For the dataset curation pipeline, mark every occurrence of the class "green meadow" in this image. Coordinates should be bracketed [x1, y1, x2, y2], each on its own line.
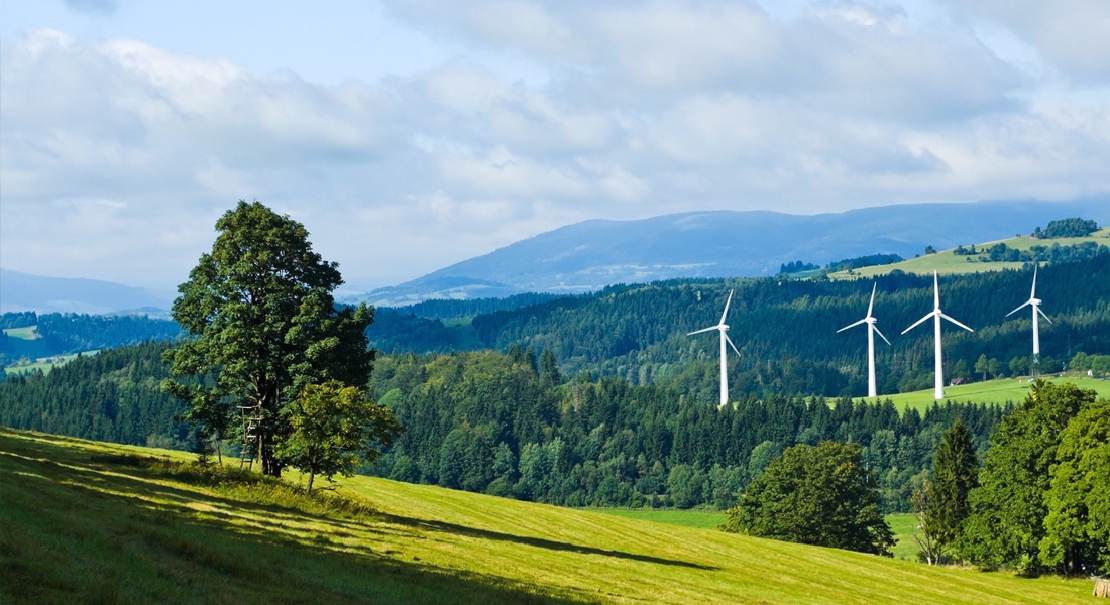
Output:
[852, 375, 1110, 412]
[593, 509, 922, 562]
[828, 228, 1110, 279]
[0, 429, 1093, 604]
[2, 351, 99, 376]
[2, 326, 39, 340]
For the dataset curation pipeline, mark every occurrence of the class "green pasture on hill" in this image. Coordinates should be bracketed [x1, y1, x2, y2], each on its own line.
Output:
[3, 350, 100, 376]
[828, 228, 1110, 279]
[0, 429, 1094, 604]
[2, 326, 40, 340]
[852, 375, 1110, 411]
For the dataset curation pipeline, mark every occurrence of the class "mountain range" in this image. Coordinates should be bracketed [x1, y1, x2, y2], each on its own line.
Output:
[351, 198, 1110, 306]
[0, 269, 173, 317]
[3, 198, 1107, 314]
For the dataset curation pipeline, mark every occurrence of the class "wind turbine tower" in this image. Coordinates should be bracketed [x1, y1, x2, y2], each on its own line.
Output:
[902, 271, 974, 400]
[838, 282, 891, 398]
[688, 289, 741, 407]
[1007, 265, 1051, 378]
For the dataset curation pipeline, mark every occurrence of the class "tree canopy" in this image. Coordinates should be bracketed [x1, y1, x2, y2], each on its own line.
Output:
[721, 441, 895, 556]
[163, 200, 380, 476]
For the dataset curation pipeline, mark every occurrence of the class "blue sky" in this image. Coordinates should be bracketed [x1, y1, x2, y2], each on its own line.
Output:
[2, 0, 1109, 293]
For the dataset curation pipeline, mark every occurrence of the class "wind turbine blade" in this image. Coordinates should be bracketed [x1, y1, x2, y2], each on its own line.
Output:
[1037, 306, 1053, 324]
[940, 313, 974, 333]
[902, 312, 934, 335]
[719, 289, 734, 325]
[725, 334, 742, 357]
[867, 282, 877, 318]
[872, 325, 892, 346]
[1006, 301, 1031, 317]
[838, 318, 868, 333]
[1031, 265, 1038, 299]
[933, 271, 940, 310]
[687, 326, 718, 336]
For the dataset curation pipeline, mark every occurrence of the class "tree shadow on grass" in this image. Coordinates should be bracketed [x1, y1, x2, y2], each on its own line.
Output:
[4, 431, 715, 573]
[1, 434, 604, 605]
[377, 511, 719, 571]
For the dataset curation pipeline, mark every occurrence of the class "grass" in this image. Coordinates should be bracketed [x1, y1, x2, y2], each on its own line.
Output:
[828, 228, 1110, 279]
[3, 350, 100, 376]
[592, 509, 922, 561]
[591, 508, 726, 530]
[1, 429, 1095, 604]
[856, 374, 1110, 412]
[2, 326, 40, 340]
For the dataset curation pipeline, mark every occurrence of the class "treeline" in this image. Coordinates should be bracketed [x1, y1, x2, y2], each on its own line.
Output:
[953, 241, 1107, 264]
[365, 348, 1012, 513]
[0, 312, 182, 367]
[0, 341, 193, 450]
[385, 292, 562, 320]
[777, 253, 903, 276]
[1033, 217, 1099, 239]
[465, 256, 1110, 398]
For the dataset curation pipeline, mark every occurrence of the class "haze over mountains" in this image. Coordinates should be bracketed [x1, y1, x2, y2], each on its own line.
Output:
[352, 199, 1110, 307]
[3, 199, 1107, 314]
[0, 269, 173, 317]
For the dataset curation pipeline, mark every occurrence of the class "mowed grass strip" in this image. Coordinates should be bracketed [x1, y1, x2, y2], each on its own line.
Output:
[0, 429, 1093, 604]
[590, 508, 726, 530]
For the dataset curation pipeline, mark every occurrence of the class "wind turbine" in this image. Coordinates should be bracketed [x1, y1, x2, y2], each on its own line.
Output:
[838, 282, 891, 398]
[1006, 265, 1051, 377]
[902, 271, 974, 400]
[688, 289, 741, 407]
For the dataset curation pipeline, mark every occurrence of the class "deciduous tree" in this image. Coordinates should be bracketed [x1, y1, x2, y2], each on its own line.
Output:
[164, 200, 376, 476]
[721, 441, 895, 556]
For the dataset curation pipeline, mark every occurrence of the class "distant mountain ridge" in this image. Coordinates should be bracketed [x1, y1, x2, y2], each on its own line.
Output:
[0, 269, 173, 316]
[352, 199, 1110, 306]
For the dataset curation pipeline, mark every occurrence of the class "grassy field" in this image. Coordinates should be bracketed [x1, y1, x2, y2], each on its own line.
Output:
[592, 509, 922, 561]
[853, 375, 1110, 411]
[1, 429, 1095, 604]
[591, 508, 726, 530]
[828, 228, 1110, 279]
[2, 326, 40, 340]
[3, 350, 99, 376]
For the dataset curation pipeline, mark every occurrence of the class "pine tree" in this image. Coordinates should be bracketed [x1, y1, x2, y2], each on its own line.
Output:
[926, 419, 978, 554]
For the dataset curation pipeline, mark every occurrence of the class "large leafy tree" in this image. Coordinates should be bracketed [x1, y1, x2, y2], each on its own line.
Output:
[1039, 400, 1110, 575]
[721, 441, 895, 556]
[957, 380, 1096, 573]
[164, 200, 375, 476]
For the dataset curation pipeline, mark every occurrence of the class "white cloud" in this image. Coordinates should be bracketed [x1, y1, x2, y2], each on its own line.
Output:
[2, 2, 1109, 291]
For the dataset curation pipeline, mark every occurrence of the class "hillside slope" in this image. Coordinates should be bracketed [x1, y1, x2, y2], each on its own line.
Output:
[0, 429, 1091, 604]
[355, 199, 1110, 306]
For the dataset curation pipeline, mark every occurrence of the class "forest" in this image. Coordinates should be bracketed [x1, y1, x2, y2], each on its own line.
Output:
[0, 339, 1013, 513]
[371, 255, 1110, 399]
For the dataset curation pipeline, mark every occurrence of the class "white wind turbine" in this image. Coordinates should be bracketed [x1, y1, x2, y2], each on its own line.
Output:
[838, 282, 891, 398]
[688, 289, 741, 407]
[902, 271, 974, 400]
[1006, 265, 1051, 377]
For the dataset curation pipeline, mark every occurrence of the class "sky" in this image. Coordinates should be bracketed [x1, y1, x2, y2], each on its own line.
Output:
[2, 0, 1109, 295]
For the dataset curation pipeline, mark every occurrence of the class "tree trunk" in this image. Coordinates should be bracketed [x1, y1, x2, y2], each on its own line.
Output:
[1095, 578, 1110, 598]
[307, 471, 315, 492]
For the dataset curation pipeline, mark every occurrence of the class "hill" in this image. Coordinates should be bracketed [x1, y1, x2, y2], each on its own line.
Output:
[351, 199, 1110, 306]
[0, 268, 173, 316]
[829, 228, 1110, 279]
[0, 429, 1092, 604]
